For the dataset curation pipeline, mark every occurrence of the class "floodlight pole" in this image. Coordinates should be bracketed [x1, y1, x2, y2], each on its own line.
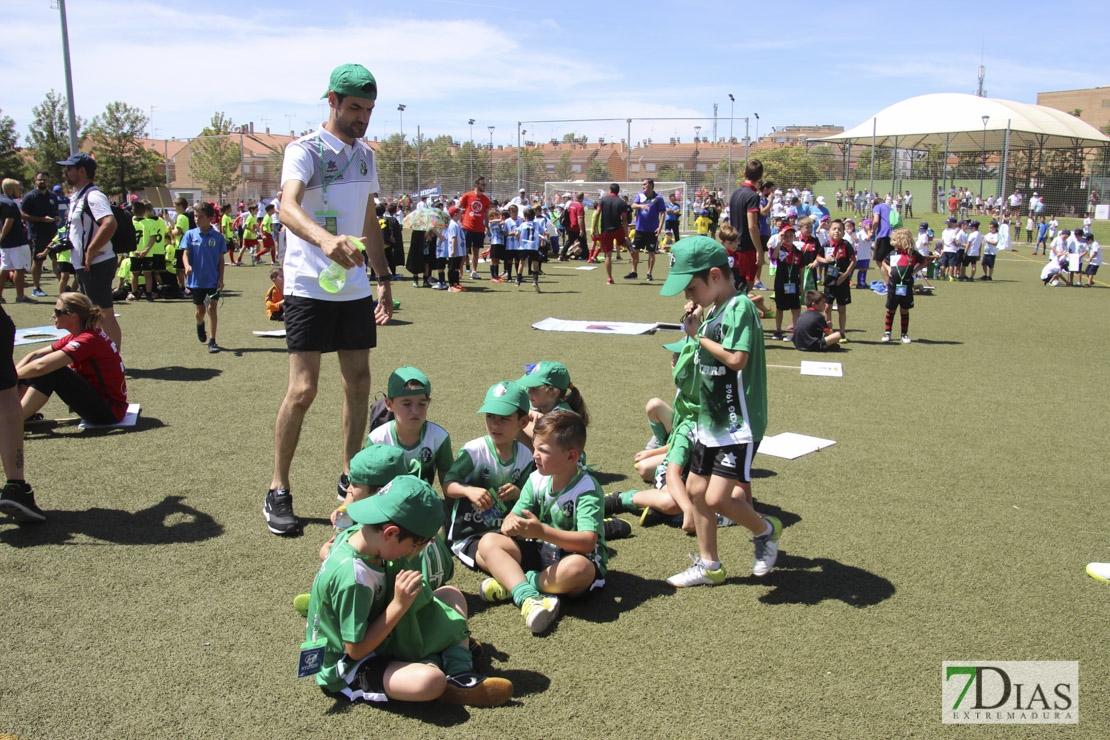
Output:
[868, 118, 876, 197]
[488, 125, 495, 192]
[468, 118, 475, 185]
[999, 119, 1011, 200]
[626, 119, 632, 181]
[980, 115, 990, 199]
[727, 94, 734, 187]
[56, 0, 80, 154]
[516, 122, 521, 193]
[397, 104, 406, 198]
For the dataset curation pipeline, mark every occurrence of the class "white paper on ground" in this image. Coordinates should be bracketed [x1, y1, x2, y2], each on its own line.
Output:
[14, 326, 68, 346]
[757, 432, 836, 459]
[800, 361, 843, 377]
[531, 317, 659, 335]
[79, 403, 141, 430]
[574, 266, 599, 271]
[252, 329, 287, 337]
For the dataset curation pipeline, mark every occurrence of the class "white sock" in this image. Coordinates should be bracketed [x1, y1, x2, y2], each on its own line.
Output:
[704, 560, 721, 571]
[759, 520, 773, 538]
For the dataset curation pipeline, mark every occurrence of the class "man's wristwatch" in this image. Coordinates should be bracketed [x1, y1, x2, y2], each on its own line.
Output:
[376, 276, 391, 286]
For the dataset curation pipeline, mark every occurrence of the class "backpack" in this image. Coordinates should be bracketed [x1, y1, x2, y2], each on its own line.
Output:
[75, 187, 138, 254]
[560, 207, 572, 231]
[888, 206, 902, 229]
[368, 396, 394, 433]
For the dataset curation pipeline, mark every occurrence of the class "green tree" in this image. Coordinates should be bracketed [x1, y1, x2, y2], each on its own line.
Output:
[27, 90, 83, 182]
[191, 112, 242, 202]
[87, 101, 162, 199]
[584, 158, 611, 182]
[555, 152, 573, 181]
[757, 146, 823, 188]
[0, 112, 28, 184]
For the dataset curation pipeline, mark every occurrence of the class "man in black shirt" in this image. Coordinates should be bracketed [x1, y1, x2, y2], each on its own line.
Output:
[728, 160, 765, 291]
[591, 183, 631, 285]
[20, 171, 61, 297]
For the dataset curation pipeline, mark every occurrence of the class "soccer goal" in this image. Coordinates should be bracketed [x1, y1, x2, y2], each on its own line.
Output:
[544, 180, 691, 238]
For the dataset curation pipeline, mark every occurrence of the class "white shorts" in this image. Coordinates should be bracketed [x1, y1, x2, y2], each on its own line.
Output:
[0, 245, 32, 272]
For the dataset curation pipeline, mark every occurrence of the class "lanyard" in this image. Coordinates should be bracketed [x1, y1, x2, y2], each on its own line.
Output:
[317, 137, 355, 206]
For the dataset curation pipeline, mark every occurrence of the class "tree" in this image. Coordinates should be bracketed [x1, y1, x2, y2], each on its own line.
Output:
[27, 90, 82, 182]
[191, 112, 242, 201]
[584, 158, 611, 182]
[87, 101, 162, 199]
[0, 111, 26, 184]
[555, 152, 573, 181]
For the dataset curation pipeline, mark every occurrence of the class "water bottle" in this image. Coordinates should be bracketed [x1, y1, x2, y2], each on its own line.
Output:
[318, 237, 364, 293]
[334, 506, 354, 533]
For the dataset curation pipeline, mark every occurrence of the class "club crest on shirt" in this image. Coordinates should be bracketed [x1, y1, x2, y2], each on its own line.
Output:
[419, 447, 433, 464]
[326, 160, 338, 172]
[359, 159, 368, 176]
[670, 254, 676, 268]
[561, 500, 575, 518]
[720, 452, 737, 468]
[65, 340, 81, 352]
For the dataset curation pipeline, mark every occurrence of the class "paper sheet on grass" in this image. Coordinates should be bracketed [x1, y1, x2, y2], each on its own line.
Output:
[14, 325, 68, 346]
[252, 329, 287, 337]
[532, 317, 660, 335]
[800, 361, 843, 377]
[757, 432, 836, 459]
[574, 265, 599, 271]
[79, 403, 142, 430]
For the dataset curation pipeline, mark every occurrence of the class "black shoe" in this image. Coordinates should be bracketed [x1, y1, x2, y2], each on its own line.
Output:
[603, 492, 624, 517]
[639, 506, 670, 527]
[623, 272, 638, 280]
[337, 473, 350, 502]
[197, 323, 207, 343]
[603, 517, 632, 541]
[145, 292, 155, 302]
[0, 481, 46, 523]
[645, 273, 653, 281]
[263, 488, 300, 535]
[207, 339, 221, 353]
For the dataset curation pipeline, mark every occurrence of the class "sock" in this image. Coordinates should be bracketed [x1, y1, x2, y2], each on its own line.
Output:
[490, 266, 497, 279]
[619, 490, 639, 512]
[438, 271, 446, 284]
[510, 580, 541, 608]
[440, 643, 473, 677]
[649, 421, 668, 445]
[884, 310, 894, 332]
[703, 560, 722, 571]
[901, 313, 909, 335]
[758, 520, 773, 538]
[525, 569, 543, 594]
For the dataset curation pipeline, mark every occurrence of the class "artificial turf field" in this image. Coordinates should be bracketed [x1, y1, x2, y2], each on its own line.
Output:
[2, 223, 1108, 738]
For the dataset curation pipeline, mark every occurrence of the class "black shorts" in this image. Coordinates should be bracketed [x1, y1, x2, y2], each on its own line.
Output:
[689, 439, 755, 483]
[490, 243, 507, 261]
[982, 254, 996, 269]
[464, 229, 485, 252]
[885, 288, 915, 311]
[76, 257, 117, 308]
[130, 254, 167, 272]
[956, 249, 966, 266]
[872, 237, 893, 266]
[0, 307, 16, 391]
[325, 651, 391, 703]
[32, 233, 54, 256]
[964, 255, 979, 265]
[516, 538, 603, 592]
[632, 231, 658, 253]
[58, 261, 75, 275]
[191, 287, 220, 306]
[1085, 264, 1099, 276]
[824, 280, 851, 306]
[774, 273, 801, 310]
[941, 252, 959, 268]
[284, 294, 377, 353]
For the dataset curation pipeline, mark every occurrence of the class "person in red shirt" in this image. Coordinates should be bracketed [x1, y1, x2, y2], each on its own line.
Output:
[457, 177, 491, 280]
[16, 291, 127, 424]
[559, 192, 586, 260]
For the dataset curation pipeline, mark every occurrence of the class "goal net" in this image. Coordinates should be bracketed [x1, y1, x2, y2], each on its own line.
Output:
[544, 181, 691, 234]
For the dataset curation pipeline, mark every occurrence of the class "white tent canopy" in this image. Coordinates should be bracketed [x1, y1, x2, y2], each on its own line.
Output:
[816, 93, 1110, 151]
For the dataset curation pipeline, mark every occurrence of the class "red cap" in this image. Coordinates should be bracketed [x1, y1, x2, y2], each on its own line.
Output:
[448, 206, 460, 216]
[778, 223, 796, 234]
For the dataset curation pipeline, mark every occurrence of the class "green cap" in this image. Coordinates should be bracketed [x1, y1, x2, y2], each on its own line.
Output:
[349, 444, 416, 487]
[516, 361, 570, 391]
[661, 338, 688, 353]
[477, 381, 529, 416]
[387, 366, 430, 398]
[346, 475, 441, 538]
[659, 235, 730, 296]
[321, 63, 378, 100]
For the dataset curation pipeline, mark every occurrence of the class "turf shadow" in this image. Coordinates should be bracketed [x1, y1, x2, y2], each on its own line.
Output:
[590, 471, 629, 486]
[126, 366, 222, 381]
[563, 569, 674, 624]
[224, 347, 290, 356]
[751, 500, 800, 529]
[908, 338, 963, 346]
[382, 318, 413, 326]
[23, 415, 166, 438]
[0, 495, 223, 548]
[745, 552, 895, 608]
[750, 468, 778, 480]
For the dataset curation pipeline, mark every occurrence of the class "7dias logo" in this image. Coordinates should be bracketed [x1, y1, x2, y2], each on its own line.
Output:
[942, 661, 1077, 724]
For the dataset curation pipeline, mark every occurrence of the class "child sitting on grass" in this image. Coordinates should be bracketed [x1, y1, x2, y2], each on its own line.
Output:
[303, 474, 512, 707]
[515, 361, 589, 450]
[367, 366, 453, 489]
[476, 410, 607, 634]
[443, 381, 534, 572]
[265, 267, 284, 321]
[792, 290, 843, 351]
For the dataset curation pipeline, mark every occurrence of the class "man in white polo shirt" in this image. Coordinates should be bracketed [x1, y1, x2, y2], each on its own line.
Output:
[263, 63, 394, 536]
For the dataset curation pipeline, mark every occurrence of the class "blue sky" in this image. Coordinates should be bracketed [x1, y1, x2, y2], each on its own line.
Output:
[4, 0, 1106, 148]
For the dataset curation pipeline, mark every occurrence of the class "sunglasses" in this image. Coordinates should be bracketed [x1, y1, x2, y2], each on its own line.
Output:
[53, 307, 72, 316]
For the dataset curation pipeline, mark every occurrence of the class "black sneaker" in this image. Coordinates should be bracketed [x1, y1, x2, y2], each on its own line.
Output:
[603, 492, 623, 517]
[337, 473, 350, 502]
[207, 339, 221, 354]
[603, 517, 632, 541]
[623, 272, 638, 280]
[639, 506, 670, 527]
[439, 673, 513, 707]
[0, 481, 46, 523]
[145, 292, 155, 302]
[197, 323, 207, 343]
[263, 488, 300, 535]
[645, 273, 653, 281]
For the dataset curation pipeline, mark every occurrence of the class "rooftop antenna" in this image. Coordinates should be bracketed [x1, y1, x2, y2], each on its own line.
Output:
[976, 43, 986, 97]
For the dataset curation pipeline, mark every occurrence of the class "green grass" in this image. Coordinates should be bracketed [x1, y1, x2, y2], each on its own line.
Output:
[2, 247, 1108, 738]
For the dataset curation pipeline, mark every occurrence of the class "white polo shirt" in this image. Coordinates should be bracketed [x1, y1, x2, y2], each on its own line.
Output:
[280, 125, 379, 301]
[66, 183, 116, 268]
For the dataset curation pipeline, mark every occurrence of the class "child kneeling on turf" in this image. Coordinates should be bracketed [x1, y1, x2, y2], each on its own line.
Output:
[792, 290, 843, 351]
[476, 410, 607, 634]
[303, 474, 512, 706]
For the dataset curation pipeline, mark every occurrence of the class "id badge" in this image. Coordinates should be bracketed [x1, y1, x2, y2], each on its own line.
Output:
[827, 266, 839, 278]
[784, 283, 797, 294]
[895, 285, 908, 296]
[314, 210, 338, 236]
[297, 637, 327, 678]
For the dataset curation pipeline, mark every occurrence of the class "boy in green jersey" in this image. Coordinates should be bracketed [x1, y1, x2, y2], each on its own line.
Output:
[219, 204, 236, 266]
[255, 203, 278, 264]
[304, 475, 512, 706]
[235, 204, 259, 265]
[658, 236, 782, 586]
[476, 410, 606, 634]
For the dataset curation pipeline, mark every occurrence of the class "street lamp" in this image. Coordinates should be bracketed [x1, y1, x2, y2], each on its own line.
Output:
[727, 94, 735, 188]
[397, 104, 406, 198]
[980, 114, 990, 199]
[488, 125, 495, 190]
[693, 125, 701, 198]
[468, 118, 475, 186]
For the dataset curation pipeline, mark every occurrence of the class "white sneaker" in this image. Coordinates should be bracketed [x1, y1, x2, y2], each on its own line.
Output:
[751, 516, 782, 577]
[1087, 563, 1110, 582]
[666, 554, 725, 587]
[881, 332, 891, 342]
[901, 334, 911, 344]
[521, 596, 560, 634]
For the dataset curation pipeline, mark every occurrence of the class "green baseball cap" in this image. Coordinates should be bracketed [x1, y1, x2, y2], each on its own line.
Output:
[659, 235, 730, 296]
[661, 338, 689, 353]
[477, 381, 529, 416]
[349, 444, 417, 487]
[516, 361, 570, 391]
[346, 475, 441, 538]
[387, 366, 431, 398]
[321, 63, 378, 100]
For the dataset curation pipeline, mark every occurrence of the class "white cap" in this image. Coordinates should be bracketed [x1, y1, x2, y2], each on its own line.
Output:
[519, 188, 526, 193]
[816, 196, 826, 205]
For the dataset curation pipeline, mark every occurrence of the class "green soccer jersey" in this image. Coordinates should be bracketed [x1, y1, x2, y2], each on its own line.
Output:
[261, 213, 273, 235]
[117, 257, 132, 282]
[243, 214, 258, 240]
[367, 420, 453, 487]
[694, 294, 768, 446]
[664, 418, 696, 468]
[175, 213, 190, 248]
[132, 219, 148, 254]
[512, 468, 608, 576]
[220, 214, 233, 240]
[671, 339, 700, 428]
[444, 436, 534, 555]
[144, 216, 169, 256]
[305, 526, 388, 693]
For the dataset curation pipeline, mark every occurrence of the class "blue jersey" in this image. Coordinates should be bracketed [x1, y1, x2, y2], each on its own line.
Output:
[518, 219, 538, 251]
[446, 221, 466, 258]
[503, 218, 520, 251]
[489, 220, 504, 245]
[182, 226, 226, 289]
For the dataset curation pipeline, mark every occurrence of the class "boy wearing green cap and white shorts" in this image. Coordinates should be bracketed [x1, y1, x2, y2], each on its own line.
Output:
[303, 475, 512, 706]
[367, 366, 453, 490]
[443, 381, 534, 572]
[658, 235, 782, 586]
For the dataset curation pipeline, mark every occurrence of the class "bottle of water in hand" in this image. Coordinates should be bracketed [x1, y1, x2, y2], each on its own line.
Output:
[318, 237, 364, 293]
